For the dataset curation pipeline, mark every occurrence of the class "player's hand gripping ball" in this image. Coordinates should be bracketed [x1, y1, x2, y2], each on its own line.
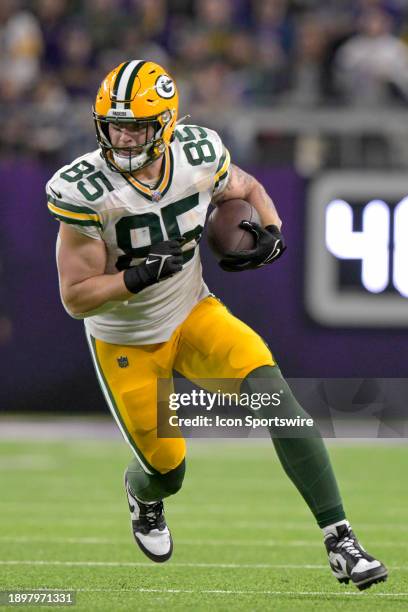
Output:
[207, 199, 286, 272]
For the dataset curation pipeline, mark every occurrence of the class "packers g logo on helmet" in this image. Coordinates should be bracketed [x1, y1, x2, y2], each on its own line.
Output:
[93, 60, 179, 173]
[155, 75, 176, 99]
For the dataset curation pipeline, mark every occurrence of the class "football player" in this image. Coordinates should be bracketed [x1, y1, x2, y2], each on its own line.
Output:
[46, 60, 387, 589]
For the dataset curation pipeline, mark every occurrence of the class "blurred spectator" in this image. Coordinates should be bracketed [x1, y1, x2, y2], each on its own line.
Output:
[249, 0, 293, 101]
[188, 59, 233, 111]
[175, 28, 212, 71]
[250, 36, 289, 103]
[193, 0, 236, 56]
[288, 14, 329, 106]
[81, 0, 127, 54]
[58, 26, 97, 98]
[35, 0, 70, 69]
[224, 30, 256, 101]
[2, 0, 408, 163]
[129, 0, 171, 50]
[196, 0, 235, 30]
[335, 7, 408, 104]
[28, 74, 70, 156]
[251, 0, 293, 55]
[0, 0, 43, 98]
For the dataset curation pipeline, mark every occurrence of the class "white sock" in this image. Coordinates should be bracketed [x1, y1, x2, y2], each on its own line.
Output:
[135, 495, 160, 505]
[322, 519, 350, 538]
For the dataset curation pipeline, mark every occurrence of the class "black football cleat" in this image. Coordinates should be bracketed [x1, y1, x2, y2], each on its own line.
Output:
[124, 475, 173, 563]
[325, 524, 388, 590]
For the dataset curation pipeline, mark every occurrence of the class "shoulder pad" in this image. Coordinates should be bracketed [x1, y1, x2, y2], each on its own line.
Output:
[46, 151, 105, 230]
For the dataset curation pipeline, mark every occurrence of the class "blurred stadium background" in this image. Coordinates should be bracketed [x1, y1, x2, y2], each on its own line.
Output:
[0, 0, 408, 413]
[1, 1, 408, 607]
[1, 0, 408, 413]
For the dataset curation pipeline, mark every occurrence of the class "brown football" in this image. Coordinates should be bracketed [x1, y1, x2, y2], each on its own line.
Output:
[206, 199, 261, 261]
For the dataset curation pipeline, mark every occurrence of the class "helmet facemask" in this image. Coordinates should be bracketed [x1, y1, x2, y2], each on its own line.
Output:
[93, 110, 174, 174]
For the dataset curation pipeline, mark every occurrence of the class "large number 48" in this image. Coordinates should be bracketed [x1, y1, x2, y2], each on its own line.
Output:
[325, 198, 408, 297]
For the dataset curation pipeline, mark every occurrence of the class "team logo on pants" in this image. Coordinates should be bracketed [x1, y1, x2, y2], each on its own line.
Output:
[117, 356, 129, 368]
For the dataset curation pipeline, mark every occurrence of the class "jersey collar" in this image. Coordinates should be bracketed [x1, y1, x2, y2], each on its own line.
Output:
[119, 146, 174, 202]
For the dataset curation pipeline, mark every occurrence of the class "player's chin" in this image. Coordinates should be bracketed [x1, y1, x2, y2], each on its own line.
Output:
[113, 152, 138, 162]
[112, 151, 139, 170]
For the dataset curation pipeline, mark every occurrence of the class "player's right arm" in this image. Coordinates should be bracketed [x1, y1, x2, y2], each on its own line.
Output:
[57, 224, 132, 318]
[47, 155, 184, 317]
[57, 224, 184, 318]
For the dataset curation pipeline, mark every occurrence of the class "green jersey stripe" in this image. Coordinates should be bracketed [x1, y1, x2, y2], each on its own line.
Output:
[121, 175, 154, 200]
[124, 61, 146, 109]
[47, 195, 98, 216]
[88, 334, 157, 475]
[215, 148, 227, 173]
[160, 147, 174, 198]
[120, 146, 173, 201]
[50, 213, 102, 228]
[111, 61, 130, 109]
[214, 169, 229, 189]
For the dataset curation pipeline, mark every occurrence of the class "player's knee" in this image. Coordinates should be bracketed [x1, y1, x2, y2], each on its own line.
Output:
[160, 458, 186, 496]
[242, 364, 285, 393]
[242, 364, 316, 429]
[241, 364, 298, 412]
[229, 335, 274, 375]
[149, 438, 186, 475]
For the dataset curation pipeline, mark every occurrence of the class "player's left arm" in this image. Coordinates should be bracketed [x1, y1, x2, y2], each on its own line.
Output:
[213, 163, 282, 229]
[212, 164, 286, 271]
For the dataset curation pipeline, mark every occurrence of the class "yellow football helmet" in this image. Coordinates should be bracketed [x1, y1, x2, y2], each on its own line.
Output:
[93, 60, 179, 173]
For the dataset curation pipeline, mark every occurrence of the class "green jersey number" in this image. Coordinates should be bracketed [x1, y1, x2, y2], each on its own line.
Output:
[115, 193, 203, 271]
[60, 161, 114, 202]
[176, 126, 216, 166]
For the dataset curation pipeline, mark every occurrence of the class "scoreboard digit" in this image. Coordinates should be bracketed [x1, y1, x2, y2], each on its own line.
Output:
[305, 173, 408, 327]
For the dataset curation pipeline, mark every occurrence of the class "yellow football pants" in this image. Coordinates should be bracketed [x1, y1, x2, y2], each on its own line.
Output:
[87, 296, 274, 475]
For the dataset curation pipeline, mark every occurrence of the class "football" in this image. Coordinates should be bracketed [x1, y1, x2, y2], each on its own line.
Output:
[206, 199, 261, 261]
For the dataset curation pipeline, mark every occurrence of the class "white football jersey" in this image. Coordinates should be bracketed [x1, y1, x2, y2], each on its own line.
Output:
[46, 125, 230, 345]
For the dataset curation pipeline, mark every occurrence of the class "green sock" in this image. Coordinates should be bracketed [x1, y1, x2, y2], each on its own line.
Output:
[126, 457, 185, 503]
[242, 365, 346, 528]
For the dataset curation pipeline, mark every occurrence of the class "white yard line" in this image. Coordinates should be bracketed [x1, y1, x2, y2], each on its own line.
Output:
[4, 587, 408, 598]
[0, 536, 406, 548]
[0, 560, 406, 571]
[3, 519, 408, 537]
[0, 560, 326, 569]
[2, 512, 408, 532]
[79, 588, 407, 597]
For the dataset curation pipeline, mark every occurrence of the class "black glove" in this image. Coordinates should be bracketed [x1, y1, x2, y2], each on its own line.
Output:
[219, 221, 286, 272]
[124, 239, 183, 293]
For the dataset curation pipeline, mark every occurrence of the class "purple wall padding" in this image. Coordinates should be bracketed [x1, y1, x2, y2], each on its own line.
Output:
[1, 161, 407, 412]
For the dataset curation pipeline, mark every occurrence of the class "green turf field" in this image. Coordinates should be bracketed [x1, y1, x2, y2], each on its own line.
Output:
[0, 438, 407, 610]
